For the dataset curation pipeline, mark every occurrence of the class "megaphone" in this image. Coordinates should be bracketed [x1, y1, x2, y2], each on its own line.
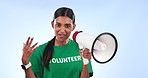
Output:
[72, 31, 118, 64]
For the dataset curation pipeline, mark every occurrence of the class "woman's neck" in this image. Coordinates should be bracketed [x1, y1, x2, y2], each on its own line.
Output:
[55, 39, 69, 46]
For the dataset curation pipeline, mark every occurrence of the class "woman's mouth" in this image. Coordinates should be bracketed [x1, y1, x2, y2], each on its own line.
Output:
[58, 34, 66, 38]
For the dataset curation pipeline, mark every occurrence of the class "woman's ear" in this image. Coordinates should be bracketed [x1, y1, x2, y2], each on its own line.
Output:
[51, 21, 54, 29]
[72, 24, 76, 31]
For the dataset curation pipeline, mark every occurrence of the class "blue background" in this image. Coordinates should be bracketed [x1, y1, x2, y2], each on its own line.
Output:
[0, 0, 148, 78]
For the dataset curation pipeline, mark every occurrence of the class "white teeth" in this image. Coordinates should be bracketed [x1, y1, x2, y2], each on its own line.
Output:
[58, 34, 66, 37]
[59, 34, 66, 36]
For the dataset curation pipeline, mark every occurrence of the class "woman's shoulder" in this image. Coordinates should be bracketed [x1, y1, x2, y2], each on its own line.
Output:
[38, 41, 48, 49]
[69, 39, 78, 45]
[68, 39, 79, 48]
[32, 41, 49, 55]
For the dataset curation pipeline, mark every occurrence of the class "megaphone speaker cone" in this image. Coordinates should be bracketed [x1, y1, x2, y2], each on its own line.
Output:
[92, 32, 118, 64]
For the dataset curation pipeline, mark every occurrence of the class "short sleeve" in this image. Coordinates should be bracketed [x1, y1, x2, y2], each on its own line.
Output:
[29, 47, 44, 78]
[88, 60, 93, 77]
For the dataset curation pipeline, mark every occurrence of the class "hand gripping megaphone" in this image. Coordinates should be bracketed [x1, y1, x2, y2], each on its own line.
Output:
[72, 31, 118, 64]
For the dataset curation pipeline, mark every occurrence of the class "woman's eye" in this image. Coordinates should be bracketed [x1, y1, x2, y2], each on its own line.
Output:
[65, 24, 71, 28]
[56, 23, 61, 27]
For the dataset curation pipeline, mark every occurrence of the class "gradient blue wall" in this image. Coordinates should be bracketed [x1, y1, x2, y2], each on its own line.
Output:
[0, 0, 148, 78]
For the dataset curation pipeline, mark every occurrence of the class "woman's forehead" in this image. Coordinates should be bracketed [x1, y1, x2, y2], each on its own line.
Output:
[54, 16, 73, 24]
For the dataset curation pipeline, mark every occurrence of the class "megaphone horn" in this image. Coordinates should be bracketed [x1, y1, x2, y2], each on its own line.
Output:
[72, 31, 118, 64]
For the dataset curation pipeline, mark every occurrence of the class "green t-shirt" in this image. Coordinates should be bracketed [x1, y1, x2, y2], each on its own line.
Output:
[29, 39, 93, 78]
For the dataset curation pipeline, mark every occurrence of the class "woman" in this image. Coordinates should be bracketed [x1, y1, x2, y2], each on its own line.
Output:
[21, 7, 93, 78]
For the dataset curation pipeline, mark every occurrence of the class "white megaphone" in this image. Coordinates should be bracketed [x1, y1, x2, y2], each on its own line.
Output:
[72, 31, 118, 65]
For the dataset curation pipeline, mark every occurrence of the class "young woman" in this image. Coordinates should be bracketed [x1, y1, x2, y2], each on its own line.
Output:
[21, 7, 93, 78]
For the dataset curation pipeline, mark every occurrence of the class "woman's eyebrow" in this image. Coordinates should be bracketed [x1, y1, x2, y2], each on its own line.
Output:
[65, 23, 71, 25]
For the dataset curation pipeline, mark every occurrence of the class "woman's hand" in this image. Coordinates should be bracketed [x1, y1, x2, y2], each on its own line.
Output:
[22, 37, 38, 65]
[80, 48, 92, 61]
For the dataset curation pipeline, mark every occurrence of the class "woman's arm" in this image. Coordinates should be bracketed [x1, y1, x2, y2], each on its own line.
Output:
[80, 48, 92, 78]
[25, 67, 36, 78]
[80, 64, 89, 78]
[21, 37, 38, 78]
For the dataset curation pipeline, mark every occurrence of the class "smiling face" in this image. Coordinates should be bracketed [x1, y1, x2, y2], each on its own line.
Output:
[52, 16, 76, 45]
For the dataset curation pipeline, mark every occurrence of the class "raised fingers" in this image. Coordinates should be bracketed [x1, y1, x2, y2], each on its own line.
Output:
[23, 36, 38, 53]
[31, 42, 38, 52]
[22, 37, 38, 64]
[26, 36, 31, 45]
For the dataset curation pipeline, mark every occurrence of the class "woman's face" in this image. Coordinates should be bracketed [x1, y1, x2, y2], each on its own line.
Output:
[52, 16, 76, 43]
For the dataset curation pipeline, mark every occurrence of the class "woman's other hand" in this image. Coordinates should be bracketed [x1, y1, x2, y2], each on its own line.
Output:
[22, 37, 38, 65]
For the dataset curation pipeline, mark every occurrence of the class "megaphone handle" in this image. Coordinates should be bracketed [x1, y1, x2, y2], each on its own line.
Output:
[82, 57, 89, 65]
[79, 44, 89, 65]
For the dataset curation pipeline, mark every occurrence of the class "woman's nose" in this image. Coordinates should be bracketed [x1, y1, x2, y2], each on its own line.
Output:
[60, 26, 66, 32]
